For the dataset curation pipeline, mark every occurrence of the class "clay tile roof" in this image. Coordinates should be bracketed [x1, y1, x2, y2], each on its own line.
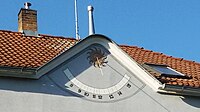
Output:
[0, 30, 200, 88]
[120, 45, 200, 88]
[0, 30, 77, 68]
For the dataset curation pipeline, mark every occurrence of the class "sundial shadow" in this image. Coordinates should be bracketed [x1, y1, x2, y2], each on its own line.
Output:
[0, 76, 78, 97]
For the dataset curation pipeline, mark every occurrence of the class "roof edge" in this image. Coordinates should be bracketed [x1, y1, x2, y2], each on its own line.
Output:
[0, 29, 22, 34]
[158, 84, 200, 97]
[0, 66, 38, 79]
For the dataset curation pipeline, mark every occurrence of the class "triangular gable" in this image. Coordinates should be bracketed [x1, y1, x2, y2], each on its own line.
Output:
[38, 34, 164, 101]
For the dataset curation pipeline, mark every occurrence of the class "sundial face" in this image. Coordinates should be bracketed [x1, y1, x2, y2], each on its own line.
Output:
[62, 44, 144, 102]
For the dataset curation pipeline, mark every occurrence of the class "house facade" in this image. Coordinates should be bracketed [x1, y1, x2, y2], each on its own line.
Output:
[0, 3, 199, 112]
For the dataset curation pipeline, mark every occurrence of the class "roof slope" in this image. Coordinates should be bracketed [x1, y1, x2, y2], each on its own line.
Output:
[120, 45, 200, 88]
[0, 30, 199, 88]
[0, 30, 77, 68]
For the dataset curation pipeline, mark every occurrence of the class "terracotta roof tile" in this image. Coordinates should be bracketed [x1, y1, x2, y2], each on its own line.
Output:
[120, 45, 200, 88]
[0, 30, 200, 88]
[0, 30, 77, 68]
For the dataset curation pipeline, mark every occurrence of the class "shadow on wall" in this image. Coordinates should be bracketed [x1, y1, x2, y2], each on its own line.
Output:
[0, 75, 80, 97]
[0, 46, 95, 97]
[181, 96, 200, 108]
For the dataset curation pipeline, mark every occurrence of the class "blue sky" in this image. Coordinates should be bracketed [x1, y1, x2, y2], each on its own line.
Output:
[0, 0, 200, 62]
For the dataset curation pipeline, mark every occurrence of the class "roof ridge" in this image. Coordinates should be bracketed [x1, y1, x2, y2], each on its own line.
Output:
[120, 44, 138, 48]
[0, 29, 77, 40]
[0, 29, 22, 34]
[39, 34, 76, 40]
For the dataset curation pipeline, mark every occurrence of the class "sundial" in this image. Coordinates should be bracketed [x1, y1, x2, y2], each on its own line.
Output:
[61, 41, 145, 102]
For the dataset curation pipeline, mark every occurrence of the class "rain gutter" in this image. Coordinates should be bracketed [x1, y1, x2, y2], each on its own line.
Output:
[0, 66, 38, 79]
[158, 84, 200, 97]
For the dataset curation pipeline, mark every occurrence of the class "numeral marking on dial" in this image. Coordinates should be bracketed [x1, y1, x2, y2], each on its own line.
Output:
[84, 92, 89, 96]
[70, 83, 74, 87]
[93, 94, 96, 98]
[78, 89, 82, 93]
[98, 95, 102, 99]
[64, 68, 131, 95]
[117, 91, 122, 96]
[109, 94, 114, 99]
[127, 83, 132, 88]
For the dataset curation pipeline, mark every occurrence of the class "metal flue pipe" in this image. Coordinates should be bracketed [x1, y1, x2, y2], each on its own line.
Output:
[88, 5, 95, 35]
[24, 2, 31, 9]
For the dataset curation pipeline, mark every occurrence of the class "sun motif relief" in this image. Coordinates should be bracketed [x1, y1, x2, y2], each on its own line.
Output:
[87, 47, 108, 68]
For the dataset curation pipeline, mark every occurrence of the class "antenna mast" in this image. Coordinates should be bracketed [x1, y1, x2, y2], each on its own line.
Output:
[74, 0, 80, 40]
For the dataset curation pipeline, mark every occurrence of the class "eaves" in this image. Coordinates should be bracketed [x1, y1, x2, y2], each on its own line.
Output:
[0, 66, 37, 79]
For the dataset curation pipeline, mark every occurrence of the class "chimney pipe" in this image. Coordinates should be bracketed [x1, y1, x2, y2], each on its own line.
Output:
[24, 2, 31, 9]
[88, 5, 95, 35]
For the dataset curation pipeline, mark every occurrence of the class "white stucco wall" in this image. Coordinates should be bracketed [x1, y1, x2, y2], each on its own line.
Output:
[0, 71, 199, 112]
